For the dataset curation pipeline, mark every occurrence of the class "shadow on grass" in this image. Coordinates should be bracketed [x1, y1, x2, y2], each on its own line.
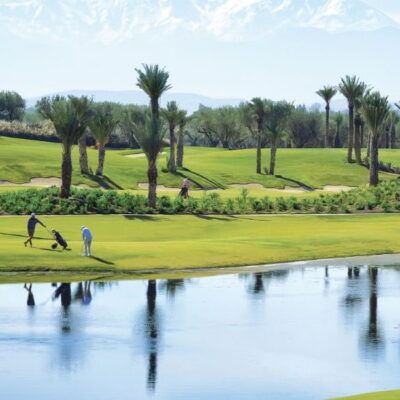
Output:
[84, 174, 124, 190]
[123, 215, 159, 221]
[0, 232, 48, 240]
[193, 214, 235, 222]
[275, 175, 314, 191]
[176, 168, 226, 189]
[89, 256, 115, 265]
[37, 247, 63, 252]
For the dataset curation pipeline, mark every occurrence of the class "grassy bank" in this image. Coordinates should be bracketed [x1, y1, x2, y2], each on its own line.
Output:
[1, 136, 399, 190]
[0, 214, 399, 282]
[332, 390, 400, 399]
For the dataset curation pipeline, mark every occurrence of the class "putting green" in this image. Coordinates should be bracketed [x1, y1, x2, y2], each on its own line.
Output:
[0, 213, 399, 282]
[332, 390, 400, 399]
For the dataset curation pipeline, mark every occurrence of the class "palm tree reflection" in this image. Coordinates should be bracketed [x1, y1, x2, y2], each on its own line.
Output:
[363, 267, 384, 355]
[146, 280, 159, 392]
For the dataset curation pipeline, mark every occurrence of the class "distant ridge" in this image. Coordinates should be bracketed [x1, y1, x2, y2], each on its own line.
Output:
[26, 90, 244, 114]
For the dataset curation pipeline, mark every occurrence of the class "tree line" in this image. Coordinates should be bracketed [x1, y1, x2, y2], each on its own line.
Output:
[1, 69, 399, 205]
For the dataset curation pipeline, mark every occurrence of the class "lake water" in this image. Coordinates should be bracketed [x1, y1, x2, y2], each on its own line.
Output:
[1, 264, 400, 399]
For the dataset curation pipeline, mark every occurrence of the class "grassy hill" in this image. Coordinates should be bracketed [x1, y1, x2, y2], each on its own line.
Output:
[0, 137, 399, 191]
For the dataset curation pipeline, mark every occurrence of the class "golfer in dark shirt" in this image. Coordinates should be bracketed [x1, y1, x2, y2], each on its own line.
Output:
[24, 213, 46, 247]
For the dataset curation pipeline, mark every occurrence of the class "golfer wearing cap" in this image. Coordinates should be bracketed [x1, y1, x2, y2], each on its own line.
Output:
[24, 213, 46, 247]
[81, 226, 93, 257]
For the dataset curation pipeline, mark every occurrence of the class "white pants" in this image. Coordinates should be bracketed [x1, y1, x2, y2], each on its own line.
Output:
[83, 239, 92, 256]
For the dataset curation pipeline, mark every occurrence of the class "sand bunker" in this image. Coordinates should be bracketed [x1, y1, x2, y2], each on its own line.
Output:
[138, 183, 180, 192]
[0, 177, 91, 189]
[320, 185, 354, 193]
[229, 183, 354, 193]
[229, 184, 308, 193]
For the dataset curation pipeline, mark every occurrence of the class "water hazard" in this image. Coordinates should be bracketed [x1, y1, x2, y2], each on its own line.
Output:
[1, 264, 400, 399]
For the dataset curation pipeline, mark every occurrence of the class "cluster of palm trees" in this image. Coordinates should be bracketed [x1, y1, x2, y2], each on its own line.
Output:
[241, 98, 293, 175]
[36, 96, 119, 198]
[317, 75, 394, 186]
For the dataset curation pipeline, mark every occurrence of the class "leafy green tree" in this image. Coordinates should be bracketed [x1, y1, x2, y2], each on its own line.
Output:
[119, 105, 148, 148]
[0, 91, 25, 121]
[361, 92, 390, 186]
[162, 101, 180, 172]
[176, 109, 188, 168]
[288, 106, 322, 148]
[339, 76, 366, 163]
[265, 101, 293, 175]
[36, 96, 93, 198]
[333, 112, 344, 148]
[135, 64, 171, 208]
[316, 86, 337, 148]
[89, 102, 119, 176]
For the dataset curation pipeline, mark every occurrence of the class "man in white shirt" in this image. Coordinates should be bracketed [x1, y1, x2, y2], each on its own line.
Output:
[81, 226, 93, 257]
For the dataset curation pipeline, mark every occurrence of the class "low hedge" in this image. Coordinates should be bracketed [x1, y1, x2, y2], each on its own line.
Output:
[0, 180, 399, 215]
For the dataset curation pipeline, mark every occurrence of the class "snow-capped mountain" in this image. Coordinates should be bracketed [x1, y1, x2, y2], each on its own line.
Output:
[0, 0, 398, 43]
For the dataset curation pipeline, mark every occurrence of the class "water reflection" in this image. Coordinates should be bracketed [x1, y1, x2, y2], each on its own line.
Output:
[7, 264, 400, 400]
[23, 283, 35, 306]
[361, 267, 384, 359]
[145, 280, 159, 393]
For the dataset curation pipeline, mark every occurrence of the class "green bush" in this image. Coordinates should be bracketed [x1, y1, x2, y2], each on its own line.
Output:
[0, 181, 399, 215]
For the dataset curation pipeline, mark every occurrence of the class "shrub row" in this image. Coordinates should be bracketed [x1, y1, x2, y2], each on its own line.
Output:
[0, 180, 399, 215]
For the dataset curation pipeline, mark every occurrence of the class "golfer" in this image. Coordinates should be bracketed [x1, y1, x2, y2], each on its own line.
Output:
[81, 226, 93, 257]
[24, 213, 46, 247]
[179, 178, 190, 198]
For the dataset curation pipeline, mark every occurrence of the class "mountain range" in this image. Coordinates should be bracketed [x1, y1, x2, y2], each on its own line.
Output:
[26, 90, 350, 113]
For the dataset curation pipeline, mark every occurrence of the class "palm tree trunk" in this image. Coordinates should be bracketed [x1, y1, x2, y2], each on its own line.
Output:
[325, 104, 330, 148]
[167, 128, 176, 172]
[269, 142, 277, 175]
[391, 126, 396, 149]
[367, 132, 371, 160]
[256, 135, 261, 173]
[61, 144, 72, 198]
[78, 132, 89, 174]
[347, 104, 354, 163]
[147, 159, 158, 208]
[369, 134, 379, 186]
[96, 145, 106, 176]
[354, 118, 362, 165]
[177, 130, 184, 168]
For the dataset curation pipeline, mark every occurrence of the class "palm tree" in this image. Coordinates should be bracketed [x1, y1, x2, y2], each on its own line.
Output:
[162, 101, 180, 172]
[135, 64, 171, 208]
[316, 85, 337, 148]
[176, 109, 188, 168]
[338, 76, 366, 163]
[78, 131, 90, 174]
[248, 98, 268, 173]
[333, 112, 344, 148]
[36, 95, 92, 198]
[361, 91, 389, 186]
[88, 103, 119, 176]
[266, 101, 292, 175]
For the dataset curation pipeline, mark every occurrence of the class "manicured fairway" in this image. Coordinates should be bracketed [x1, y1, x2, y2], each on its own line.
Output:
[0, 137, 399, 190]
[0, 214, 399, 281]
[333, 390, 400, 400]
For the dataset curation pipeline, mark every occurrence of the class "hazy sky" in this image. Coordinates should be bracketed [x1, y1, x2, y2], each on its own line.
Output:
[0, 0, 399, 104]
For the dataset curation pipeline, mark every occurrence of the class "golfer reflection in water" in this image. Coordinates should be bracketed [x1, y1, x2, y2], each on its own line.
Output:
[23, 283, 35, 306]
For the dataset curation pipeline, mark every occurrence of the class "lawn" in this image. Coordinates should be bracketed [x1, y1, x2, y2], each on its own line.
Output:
[0, 213, 399, 282]
[0, 136, 399, 190]
[333, 390, 400, 399]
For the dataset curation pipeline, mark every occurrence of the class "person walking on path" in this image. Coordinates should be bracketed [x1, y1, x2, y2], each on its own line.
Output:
[179, 178, 190, 199]
[81, 226, 93, 257]
[24, 213, 46, 247]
